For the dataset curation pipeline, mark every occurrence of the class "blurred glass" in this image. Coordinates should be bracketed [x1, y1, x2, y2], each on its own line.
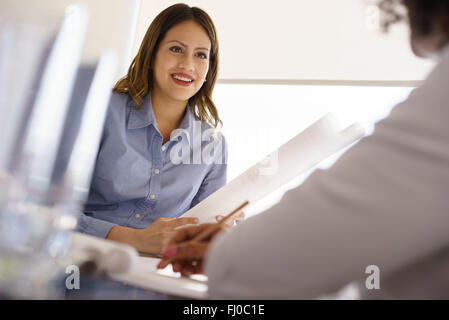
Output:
[0, 11, 57, 173]
[0, 5, 89, 299]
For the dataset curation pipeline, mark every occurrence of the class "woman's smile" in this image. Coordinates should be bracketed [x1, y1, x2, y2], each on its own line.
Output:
[171, 72, 195, 86]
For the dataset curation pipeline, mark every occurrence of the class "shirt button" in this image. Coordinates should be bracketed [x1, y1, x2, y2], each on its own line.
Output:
[135, 213, 141, 218]
[161, 146, 166, 151]
[154, 169, 160, 175]
[149, 194, 156, 200]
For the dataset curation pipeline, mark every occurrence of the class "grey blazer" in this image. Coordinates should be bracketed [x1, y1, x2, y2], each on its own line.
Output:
[205, 46, 449, 299]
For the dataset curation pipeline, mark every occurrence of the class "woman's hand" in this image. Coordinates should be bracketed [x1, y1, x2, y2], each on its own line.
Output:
[134, 217, 200, 254]
[156, 223, 227, 276]
[106, 217, 199, 254]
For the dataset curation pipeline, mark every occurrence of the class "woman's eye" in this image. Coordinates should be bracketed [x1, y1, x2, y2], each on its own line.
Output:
[196, 52, 208, 59]
[170, 46, 182, 53]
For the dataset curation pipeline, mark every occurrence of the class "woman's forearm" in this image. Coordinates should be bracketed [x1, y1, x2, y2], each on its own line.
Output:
[106, 225, 141, 249]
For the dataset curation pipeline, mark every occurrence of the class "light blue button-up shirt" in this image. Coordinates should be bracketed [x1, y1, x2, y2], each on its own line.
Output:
[77, 91, 227, 238]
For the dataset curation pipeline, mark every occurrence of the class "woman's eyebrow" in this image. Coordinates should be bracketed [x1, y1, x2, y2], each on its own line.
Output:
[166, 39, 210, 51]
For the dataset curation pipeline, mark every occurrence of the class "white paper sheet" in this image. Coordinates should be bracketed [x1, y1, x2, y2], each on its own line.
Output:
[182, 114, 365, 222]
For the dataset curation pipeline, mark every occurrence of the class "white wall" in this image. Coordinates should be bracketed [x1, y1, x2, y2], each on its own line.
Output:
[134, 0, 434, 83]
[2, 0, 434, 82]
[0, 0, 141, 78]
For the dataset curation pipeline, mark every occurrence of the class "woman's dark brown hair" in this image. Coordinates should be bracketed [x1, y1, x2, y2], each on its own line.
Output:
[114, 3, 221, 128]
[378, 0, 449, 48]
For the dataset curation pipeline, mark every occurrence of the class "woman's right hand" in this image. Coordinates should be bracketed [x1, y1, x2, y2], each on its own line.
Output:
[134, 217, 199, 254]
[106, 217, 199, 255]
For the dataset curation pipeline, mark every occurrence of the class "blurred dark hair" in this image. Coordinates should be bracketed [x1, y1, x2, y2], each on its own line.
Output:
[378, 0, 449, 47]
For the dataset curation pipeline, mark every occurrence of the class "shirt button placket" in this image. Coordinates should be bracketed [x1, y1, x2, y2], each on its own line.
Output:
[148, 135, 162, 205]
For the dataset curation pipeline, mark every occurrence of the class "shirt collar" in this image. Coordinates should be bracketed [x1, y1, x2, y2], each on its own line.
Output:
[178, 103, 195, 132]
[127, 94, 156, 130]
[127, 93, 196, 134]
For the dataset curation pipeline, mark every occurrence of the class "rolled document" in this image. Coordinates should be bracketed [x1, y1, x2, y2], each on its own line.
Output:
[182, 114, 365, 222]
[68, 232, 138, 275]
[110, 258, 208, 299]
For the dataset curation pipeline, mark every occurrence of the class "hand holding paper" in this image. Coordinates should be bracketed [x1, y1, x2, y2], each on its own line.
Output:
[158, 201, 249, 275]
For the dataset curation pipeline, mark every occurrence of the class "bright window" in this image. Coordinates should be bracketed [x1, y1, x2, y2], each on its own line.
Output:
[213, 84, 413, 217]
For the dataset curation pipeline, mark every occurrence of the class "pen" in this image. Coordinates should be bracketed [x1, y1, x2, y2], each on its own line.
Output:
[192, 200, 250, 242]
[138, 251, 162, 259]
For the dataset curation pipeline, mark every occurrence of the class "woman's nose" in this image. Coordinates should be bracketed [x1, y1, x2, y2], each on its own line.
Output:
[178, 54, 195, 71]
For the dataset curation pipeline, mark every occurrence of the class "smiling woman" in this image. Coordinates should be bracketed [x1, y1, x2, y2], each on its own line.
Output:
[77, 3, 228, 258]
[115, 3, 221, 129]
[151, 20, 212, 140]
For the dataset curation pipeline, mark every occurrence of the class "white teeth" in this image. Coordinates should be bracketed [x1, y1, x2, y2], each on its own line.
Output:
[173, 75, 193, 82]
